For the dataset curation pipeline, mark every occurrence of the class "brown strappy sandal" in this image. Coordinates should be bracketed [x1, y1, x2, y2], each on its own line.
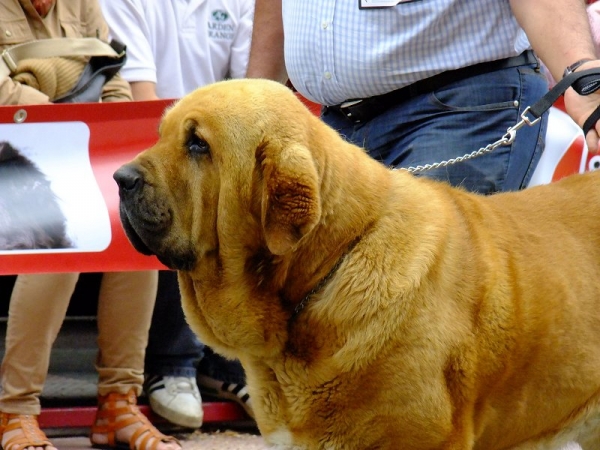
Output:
[0, 413, 54, 450]
[90, 389, 180, 450]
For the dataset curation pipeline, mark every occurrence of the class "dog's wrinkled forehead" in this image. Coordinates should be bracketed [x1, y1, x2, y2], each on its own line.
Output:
[161, 79, 304, 142]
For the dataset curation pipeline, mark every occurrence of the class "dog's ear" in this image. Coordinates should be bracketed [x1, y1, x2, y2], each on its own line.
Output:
[256, 139, 321, 255]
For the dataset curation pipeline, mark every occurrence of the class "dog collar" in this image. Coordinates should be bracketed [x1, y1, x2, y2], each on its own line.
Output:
[291, 237, 361, 321]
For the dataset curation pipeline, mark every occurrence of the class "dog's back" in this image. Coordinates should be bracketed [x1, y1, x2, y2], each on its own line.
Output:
[385, 170, 600, 449]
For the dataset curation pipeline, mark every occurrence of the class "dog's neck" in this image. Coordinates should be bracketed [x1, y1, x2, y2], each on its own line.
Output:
[282, 142, 388, 322]
[289, 236, 361, 323]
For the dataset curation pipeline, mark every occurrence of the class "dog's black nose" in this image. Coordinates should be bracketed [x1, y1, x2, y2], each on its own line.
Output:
[113, 164, 143, 192]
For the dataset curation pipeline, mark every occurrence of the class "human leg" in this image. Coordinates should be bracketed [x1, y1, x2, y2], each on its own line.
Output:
[95, 270, 158, 395]
[146, 271, 252, 422]
[322, 63, 549, 194]
[91, 270, 179, 450]
[196, 347, 253, 418]
[0, 272, 79, 450]
[90, 390, 180, 450]
[146, 271, 203, 377]
[144, 270, 204, 428]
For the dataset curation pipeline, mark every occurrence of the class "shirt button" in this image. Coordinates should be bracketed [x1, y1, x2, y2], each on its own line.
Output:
[324, 72, 332, 79]
[321, 21, 329, 29]
[5, 30, 11, 37]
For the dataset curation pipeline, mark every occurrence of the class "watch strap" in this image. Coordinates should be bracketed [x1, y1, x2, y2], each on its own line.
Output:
[563, 58, 594, 78]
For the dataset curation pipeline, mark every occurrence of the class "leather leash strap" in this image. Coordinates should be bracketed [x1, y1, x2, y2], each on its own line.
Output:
[527, 67, 600, 135]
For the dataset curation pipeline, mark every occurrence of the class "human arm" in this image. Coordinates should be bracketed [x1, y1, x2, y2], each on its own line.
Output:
[588, 2, 600, 54]
[98, 0, 162, 102]
[0, 77, 51, 105]
[510, 0, 600, 151]
[245, 0, 287, 83]
[84, 0, 132, 102]
[0, 3, 51, 105]
[230, 0, 255, 79]
[129, 81, 159, 101]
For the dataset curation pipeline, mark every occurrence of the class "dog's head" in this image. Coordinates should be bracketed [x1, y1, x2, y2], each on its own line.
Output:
[114, 79, 335, 271]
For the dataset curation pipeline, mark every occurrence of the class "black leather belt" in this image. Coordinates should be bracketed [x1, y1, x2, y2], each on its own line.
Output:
[326, 50, 539, 124]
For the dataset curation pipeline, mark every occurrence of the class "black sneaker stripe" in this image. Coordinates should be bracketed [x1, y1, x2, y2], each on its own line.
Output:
[229, 384, 244, 395]
[146, 382, 166, 394]
[144, 375, 162, 387]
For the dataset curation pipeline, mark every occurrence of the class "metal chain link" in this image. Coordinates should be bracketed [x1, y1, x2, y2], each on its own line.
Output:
[398, 106, 541, 174]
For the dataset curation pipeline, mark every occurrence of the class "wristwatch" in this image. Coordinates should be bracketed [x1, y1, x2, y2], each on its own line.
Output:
[563, 58, 594, 78]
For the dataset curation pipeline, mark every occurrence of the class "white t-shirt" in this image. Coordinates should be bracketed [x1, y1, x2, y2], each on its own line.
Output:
[99, 0, 254, 99]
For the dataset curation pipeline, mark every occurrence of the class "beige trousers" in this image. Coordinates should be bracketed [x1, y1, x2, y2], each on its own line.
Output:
[0, 270, 158, 415]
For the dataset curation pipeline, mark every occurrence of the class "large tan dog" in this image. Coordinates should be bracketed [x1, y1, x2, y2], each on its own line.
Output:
[114, 79, 600, 449]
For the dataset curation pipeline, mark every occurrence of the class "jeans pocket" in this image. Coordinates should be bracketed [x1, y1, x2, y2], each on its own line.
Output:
[429, 70, 522, 112]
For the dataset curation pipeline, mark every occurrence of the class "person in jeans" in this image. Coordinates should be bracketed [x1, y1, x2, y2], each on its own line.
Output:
[246, 1, 600, 193]
[247, 5, 600, 449]
[0, 1, 180, 450]
[100, 0, 255, 429]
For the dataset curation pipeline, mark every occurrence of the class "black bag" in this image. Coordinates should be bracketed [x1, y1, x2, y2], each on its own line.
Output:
[53, 40, 127, 104]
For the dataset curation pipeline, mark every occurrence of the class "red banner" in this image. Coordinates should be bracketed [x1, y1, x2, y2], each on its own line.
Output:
[0, 95, 592, 275]
[0, 100, 173, 274]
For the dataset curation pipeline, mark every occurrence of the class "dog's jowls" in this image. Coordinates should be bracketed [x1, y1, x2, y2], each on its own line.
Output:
[114, 79, 600, 449]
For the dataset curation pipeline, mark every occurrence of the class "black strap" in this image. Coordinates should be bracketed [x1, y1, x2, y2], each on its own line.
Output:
[528, 67, 600, 135]
[53, 39, 127, 104]
[583, 104, 600, 135]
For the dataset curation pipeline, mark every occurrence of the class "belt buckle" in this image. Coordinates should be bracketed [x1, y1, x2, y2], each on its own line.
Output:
[339, 99, 363, 122]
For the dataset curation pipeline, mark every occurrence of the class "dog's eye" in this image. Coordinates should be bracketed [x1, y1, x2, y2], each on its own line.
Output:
[186, 133, 210, 156]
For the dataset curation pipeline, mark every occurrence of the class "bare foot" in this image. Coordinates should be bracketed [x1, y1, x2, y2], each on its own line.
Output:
[91, 398, 180, 450]
[1, 415, 57, 450]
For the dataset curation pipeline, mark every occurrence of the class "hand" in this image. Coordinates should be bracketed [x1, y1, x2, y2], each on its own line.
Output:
[563, 61, 600, 154]
[31, 0, 55, 17]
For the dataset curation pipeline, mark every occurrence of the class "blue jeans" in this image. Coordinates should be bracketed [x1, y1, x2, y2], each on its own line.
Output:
[145, 270, 247, 385]
[322, 62, 549, 194]
[145, 270, 203, 377]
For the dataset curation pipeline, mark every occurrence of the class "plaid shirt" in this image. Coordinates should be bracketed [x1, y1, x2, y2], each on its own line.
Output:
[283, 0, 530, 105]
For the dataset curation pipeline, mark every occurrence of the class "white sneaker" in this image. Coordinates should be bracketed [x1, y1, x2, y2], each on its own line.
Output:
[145, 375, 203, 428]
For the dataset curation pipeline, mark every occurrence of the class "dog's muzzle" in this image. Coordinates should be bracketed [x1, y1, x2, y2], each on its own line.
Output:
[113, 163, 144, 196]
[113, 163, 162, 256]
[113, 163, 196, 271]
